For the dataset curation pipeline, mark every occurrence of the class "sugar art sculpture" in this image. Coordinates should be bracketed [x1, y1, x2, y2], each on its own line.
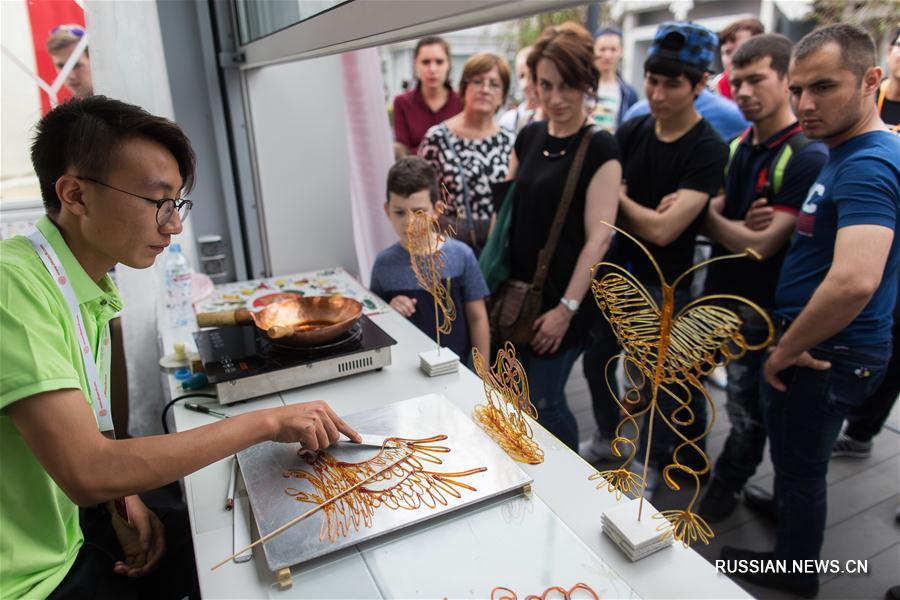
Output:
[472, 342, 544, 465]
[491, 582, 600, 600]
[407, 208, 456, 352]
[587, 222, 773, 547]
[283, 435, 486, 543]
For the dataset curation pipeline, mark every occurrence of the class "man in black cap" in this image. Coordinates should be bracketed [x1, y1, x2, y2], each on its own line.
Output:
[581, 22, 728, 491]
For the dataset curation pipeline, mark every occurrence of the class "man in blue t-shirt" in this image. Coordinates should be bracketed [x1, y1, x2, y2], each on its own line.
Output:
[663, 34, 829, 523]
[370, 157, 490, 361]
[722, 25, 900, 599]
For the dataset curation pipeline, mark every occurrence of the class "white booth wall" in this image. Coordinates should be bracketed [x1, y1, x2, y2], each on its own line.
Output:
[0, 0, 42, 183]
[81, 0, 396, 434]
[244, 54, 358, 277]
[85, 0, 198, 436]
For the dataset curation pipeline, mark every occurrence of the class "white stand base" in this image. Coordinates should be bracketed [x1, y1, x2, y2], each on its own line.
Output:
[602, 498, 673, 561]
[418, 348, 459, 377]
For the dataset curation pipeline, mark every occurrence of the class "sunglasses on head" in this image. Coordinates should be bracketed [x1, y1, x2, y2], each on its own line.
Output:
[50, 24, 85, 37]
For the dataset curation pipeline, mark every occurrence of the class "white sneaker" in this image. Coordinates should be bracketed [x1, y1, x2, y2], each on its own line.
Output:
[629, 461, 659, 495]
[578, 432, 620, 463]
[708, 366, 728, 389]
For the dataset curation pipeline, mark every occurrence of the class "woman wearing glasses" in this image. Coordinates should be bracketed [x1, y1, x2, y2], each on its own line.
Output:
[418, 52, 515, 255]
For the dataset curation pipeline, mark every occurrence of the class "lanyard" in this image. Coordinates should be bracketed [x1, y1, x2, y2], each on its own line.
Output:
[27, 229, 114, 433]
[878, 81, 900, 134]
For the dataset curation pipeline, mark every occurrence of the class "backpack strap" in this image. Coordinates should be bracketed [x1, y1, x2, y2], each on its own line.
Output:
[723, 128, 751, 180]
[768, 129, 812, 197]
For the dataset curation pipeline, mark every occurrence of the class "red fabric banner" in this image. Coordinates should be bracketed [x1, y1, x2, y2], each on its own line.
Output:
[25, 0, 85, 114]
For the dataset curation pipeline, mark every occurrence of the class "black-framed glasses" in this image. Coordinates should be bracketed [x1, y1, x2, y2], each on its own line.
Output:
[76, 176, 192, 226]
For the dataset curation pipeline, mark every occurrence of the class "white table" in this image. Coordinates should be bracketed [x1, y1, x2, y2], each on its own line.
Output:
[169, 309, 748, 599]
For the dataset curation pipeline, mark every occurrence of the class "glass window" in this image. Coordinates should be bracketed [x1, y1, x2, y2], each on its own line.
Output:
[234, 0, 350, 44]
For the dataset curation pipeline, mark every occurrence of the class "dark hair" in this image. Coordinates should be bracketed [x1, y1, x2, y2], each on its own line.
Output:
[594, 26, 623, 40]
[459, 52, 512, 111]
[719, 18, 764, 47]
[386, 156, 438, 204]
[890, 27, 899, 48]
[794, 24, 876, 82]
[731, 33, 793, 78]
[644, 56, 704, 88]
[413, 36, 452, 88]
[527, 22, 598, 95]
[31, 95, 196, 214]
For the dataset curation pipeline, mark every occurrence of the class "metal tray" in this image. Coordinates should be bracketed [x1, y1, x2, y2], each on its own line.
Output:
[237, 393, 533, 572]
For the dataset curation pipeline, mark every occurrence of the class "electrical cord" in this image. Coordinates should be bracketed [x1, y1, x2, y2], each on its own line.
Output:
[161, 393, 218, 434]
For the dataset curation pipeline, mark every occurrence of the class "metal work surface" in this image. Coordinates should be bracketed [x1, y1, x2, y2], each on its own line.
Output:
[237, 393, 532, 572]
[171, 306, 751, 599]
[355, 493, 637, 598]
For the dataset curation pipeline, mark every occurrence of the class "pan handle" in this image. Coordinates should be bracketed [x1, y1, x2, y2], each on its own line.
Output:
[266, 325, 295, 339]
[196, 309, 253, 328]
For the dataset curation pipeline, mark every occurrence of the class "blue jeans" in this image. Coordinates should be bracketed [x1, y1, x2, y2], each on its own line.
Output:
[583, 316, 621, 439]
[761, 340, 890, 564]
[711, 307, 771, 492]
[519, 344, 583, 451]
[845, 319, 900, 442]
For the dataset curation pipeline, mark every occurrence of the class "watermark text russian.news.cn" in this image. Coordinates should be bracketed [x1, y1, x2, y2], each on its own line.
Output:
[716, 559, 869, 576]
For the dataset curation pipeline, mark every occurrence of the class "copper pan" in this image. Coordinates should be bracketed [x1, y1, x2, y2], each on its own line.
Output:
[196, 295, 363, 347]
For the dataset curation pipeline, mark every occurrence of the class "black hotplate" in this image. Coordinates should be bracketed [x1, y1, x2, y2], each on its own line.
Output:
[194, 314, 396, 384]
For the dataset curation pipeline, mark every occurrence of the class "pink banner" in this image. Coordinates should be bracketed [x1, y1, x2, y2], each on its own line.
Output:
[340, 48, 399, 287]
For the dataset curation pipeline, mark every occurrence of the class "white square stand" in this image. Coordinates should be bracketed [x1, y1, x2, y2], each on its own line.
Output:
[602, 498, 673, 561]
[418, 348, 459, 377]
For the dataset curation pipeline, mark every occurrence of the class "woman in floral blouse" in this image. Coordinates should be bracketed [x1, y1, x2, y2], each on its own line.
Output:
[418, 52, 515, 255]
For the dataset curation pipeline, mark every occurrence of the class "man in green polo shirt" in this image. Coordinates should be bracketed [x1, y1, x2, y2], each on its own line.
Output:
[0, 96, 360, 598]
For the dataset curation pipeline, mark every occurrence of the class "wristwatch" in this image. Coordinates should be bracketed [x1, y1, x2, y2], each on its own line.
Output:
[560, 297, 579, 313]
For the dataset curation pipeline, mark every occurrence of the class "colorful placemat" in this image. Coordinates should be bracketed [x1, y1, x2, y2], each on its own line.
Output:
[193, 267, 388, 316]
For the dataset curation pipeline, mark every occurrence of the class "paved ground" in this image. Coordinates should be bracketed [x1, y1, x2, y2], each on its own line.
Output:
[566, 356, 900, 600]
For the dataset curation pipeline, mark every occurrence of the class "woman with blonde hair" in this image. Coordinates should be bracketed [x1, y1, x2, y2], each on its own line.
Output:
[499, 45, 542, 134]
[419, 52, 515, 255]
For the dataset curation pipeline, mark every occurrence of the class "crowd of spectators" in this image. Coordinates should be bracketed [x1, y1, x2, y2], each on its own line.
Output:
[378, 19, 900, 599]
[1, 13, 896, 600]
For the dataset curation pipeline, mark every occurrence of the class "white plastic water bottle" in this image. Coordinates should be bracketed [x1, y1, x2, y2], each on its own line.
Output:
[163, 243, 194, 329]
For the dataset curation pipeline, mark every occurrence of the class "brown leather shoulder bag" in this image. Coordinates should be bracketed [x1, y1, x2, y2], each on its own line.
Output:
[490, 126, 596, 346]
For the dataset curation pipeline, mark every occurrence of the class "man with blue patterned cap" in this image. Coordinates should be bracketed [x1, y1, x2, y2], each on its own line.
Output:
[581, 22, 729, 492]
[621, 21, 750, 141]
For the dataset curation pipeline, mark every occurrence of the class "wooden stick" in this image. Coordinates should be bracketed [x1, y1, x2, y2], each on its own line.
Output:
[211, 449, 412, 571]
[637, 399, 656, 522]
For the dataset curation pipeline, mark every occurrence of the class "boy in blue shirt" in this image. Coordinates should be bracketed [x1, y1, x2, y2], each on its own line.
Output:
[370, 157, 490, 361]
[722, 25, 900, 598]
